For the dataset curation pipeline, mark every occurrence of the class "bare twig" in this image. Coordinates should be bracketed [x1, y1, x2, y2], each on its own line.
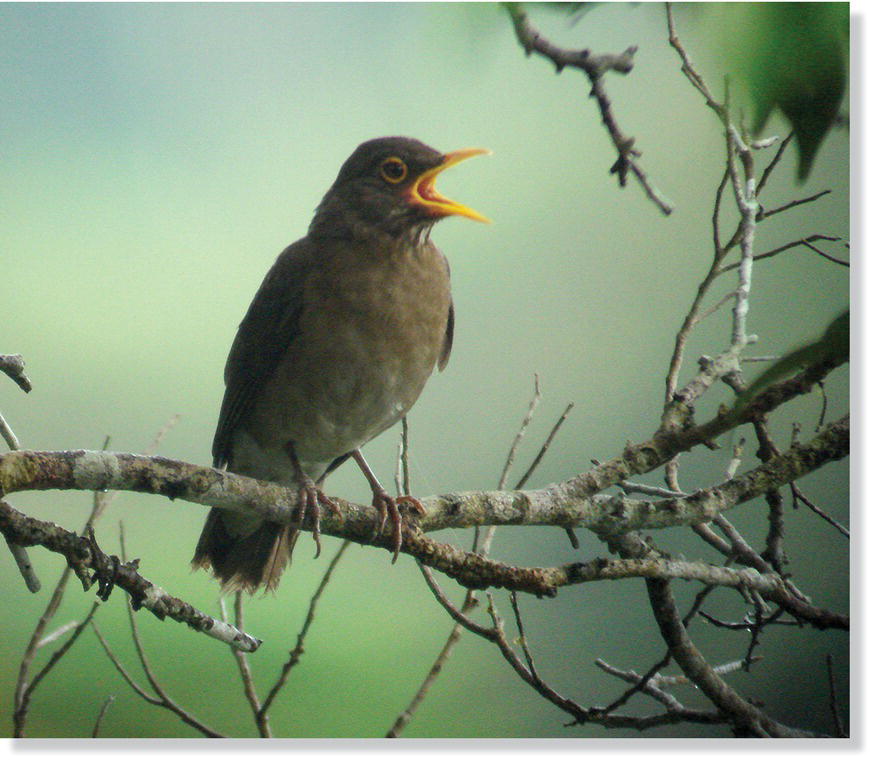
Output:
[760, 190, 833, 219]
[91, 695, 115, 737]
[0, 353, 32, 393]
[4, 537, 40, 593]
[666, 3, 724, 115]
[220, 593, 271, 737]
[505, 2, 673, 215]
[719, 234, 848, 273]
[498, 374, 542, 490]
[790, 483, 850, 538]
[35, 620, 81, 649]
[386, 586, 478, 738]
[417, 563, 496, 640]
[0, 411, 21, 451]
[390, 382, 568, 737]
[595, 660, 691, 712]
[514, 402, 574, 492]
[91, 621, 224, 737]
[12, 601, 100, 736]
[258, 539, 351, 723]
[1, 370, 41, 592]
[826, 654, 846, 737]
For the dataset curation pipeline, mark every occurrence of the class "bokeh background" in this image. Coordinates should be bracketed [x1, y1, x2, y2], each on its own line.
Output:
[1, 2, 849, 739]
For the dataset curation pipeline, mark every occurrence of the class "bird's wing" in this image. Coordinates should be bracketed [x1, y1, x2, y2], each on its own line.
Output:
[438, 299, 454, 372]
[212, 238, 315, 468]
[437, 251, 453, 372]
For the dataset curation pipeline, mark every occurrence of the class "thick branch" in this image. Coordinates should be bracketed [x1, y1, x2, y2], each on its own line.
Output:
[0, 414, 848, 609]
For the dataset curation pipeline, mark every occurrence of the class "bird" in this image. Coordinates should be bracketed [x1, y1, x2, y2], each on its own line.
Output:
[192, 136, 489, 592]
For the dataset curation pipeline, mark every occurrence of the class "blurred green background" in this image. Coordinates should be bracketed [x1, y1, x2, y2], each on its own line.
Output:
[1, 3, 849, 738]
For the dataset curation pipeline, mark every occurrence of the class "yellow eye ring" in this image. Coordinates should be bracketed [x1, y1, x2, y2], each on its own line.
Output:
[379, 157, 408, 184]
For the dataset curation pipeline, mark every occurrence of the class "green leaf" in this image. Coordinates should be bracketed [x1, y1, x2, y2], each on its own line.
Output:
[734, 309, 849, 411]
[716, 3, 849, 180]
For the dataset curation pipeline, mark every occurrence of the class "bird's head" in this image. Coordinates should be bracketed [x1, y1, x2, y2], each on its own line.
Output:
[310, 136, 490, 240]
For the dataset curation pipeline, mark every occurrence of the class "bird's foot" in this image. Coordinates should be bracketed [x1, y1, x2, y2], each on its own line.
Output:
[370, 491, 425, 564]
[396, 495, 427, 517]
[293, 477, 339, 559]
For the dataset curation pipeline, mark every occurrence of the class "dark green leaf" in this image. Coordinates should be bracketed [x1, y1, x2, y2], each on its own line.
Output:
[736, 3, 849, 180]
[735, 309, 849, 410]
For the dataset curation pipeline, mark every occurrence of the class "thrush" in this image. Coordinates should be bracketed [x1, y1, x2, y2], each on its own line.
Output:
[192, 136, 489, 592]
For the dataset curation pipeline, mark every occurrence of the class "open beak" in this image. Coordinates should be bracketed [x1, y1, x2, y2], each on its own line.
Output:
[407, 147, 491, 223]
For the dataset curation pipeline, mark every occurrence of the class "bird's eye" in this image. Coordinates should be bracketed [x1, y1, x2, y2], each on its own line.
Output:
[379, 157, 408, 184]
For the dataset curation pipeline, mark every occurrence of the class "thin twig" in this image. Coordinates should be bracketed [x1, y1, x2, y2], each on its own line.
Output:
[756, 133, 794, 193]
[13, 601, 101, 736]
[790, 483, 850, 538]
[417, 563, 496, 640]
[258, 539, 351, 722]
[498, 374, 542, 490]
[514, 402, 574, 491]
[719, 235, 848, 273]
[760, 190, 832, 219]
[221, 593, 270, 737]
[91, 620, 223, 737]
[35, 620, 81, 649]
[826, 654, 846, 737]
[390, 385, 574, 736]
[0, 411, 21, 451]
[91, 695, 115, 737]
[506, 2, 673, 215]
[385, 585, 478, 738]
[666, 3, 724, 115]
[4, 537, 40, 593]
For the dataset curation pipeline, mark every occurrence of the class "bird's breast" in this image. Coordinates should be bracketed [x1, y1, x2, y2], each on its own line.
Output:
[243, 241, 451, 472]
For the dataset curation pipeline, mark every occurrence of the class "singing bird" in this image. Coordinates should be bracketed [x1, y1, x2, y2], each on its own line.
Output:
[192, 137, 489, 592]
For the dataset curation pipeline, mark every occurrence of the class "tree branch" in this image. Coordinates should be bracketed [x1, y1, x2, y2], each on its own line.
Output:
[0, 501, 261, 651]
[0, 354, 32, 394]
[0, 413, 848, 621]
[505, 2, 673, 215]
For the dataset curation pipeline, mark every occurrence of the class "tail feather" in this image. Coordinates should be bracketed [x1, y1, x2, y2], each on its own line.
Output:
[192, 508, 293, 593]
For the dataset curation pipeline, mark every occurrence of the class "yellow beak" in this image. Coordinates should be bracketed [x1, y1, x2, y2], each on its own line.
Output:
[407, 147, 491, 223]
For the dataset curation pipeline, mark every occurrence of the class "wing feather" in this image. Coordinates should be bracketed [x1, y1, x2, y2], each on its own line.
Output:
[211, 239, 315, 468]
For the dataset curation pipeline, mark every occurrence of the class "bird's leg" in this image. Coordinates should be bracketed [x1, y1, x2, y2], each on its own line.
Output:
[351, 449, 425, 563]
[284, 442, 339, 559]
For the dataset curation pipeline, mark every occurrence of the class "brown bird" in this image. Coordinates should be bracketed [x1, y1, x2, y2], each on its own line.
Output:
[192, 136, 489, 592]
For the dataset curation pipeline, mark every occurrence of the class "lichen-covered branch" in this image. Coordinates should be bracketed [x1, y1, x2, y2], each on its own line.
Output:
[0, 501, 261, 652]
[0, 354, 32, 394]
[0, 412, 849, 610]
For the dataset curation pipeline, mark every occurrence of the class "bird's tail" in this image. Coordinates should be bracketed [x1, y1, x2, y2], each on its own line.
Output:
[191, 508, 294, 593]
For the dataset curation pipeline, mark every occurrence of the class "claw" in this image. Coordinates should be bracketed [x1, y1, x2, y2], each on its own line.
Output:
[396, 495, 426, 517]
[367, 489, 404, 563]
[294, 479, 337, 559]
[285, 442, 341, 559]
[351, 449, 419, 564]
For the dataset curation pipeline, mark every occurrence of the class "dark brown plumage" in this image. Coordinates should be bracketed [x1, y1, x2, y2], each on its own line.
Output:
[192, 136, 488, 592]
